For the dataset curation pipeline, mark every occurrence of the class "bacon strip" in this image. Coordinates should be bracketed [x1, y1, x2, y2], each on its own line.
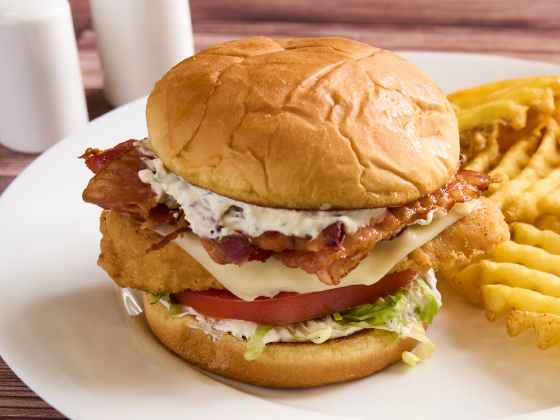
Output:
[81, 140, 497, 285]
[79, 140, 137, 174]
[275, 170, 495, 284]
[81, 141, 174, 224]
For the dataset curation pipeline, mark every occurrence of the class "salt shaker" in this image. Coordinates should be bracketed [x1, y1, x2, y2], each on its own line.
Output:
[90, 0, 195, 107]
[0, 0, 89, 153]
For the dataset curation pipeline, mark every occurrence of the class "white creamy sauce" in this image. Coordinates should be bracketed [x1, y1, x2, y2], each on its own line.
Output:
[136, 138, 387, 240]
[157, 270, 439, 345]
[152, 199, 479, 301]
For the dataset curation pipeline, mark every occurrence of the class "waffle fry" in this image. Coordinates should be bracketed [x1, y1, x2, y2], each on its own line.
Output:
[441, 75, 560, 350]
[480, 261, 560, 298]
[448, 76, 560, 108]
[503, 168, 560, 223]
[506, 311, 560, 350]
[537, 185, 560, 217]
[489, 123, 560, 211]
[535, 214, 560, 234]
[456, 100, 528, 132]
[438, 258, 485, 308]
[510, 222, 560, 254]
[482, 285, 560, 321]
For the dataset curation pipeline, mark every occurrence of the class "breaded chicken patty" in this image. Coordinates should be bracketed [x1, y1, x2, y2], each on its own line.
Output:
[98, 197, 508, 294]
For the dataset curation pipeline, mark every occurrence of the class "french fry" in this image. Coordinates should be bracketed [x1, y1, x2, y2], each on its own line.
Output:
[482, 284, 560, 322]
[452, 87, 554, 113]
[506, 311, 560, 350]
[437, 260, 485, 308]
[537, 185, 560, 218]
[535, 214, 560, 235]
[486, 131, 541, 194]
[496, 108, 548, 151]
[479, 260, 560, 298]
[459, 123, 497, 160]
[489, 124, 560, 210]
[502, 168, 560, 223]
[448, 76, 560, 108]
[464, 133, 501, 173]
[455, 100, 528, 132]
[490, 241, 560, 276]
[510, 222, 560, 255]
[447, 76, 560, 350]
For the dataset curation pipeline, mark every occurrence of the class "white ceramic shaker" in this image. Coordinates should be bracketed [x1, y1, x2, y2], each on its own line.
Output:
[0, 0, 89, 153]
[90, 0, 194, 107]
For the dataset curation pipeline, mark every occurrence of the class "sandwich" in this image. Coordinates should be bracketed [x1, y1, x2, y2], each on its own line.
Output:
[80, 36, 509, 388]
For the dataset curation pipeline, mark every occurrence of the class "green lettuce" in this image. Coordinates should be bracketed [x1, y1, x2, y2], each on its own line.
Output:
[415, 279, 440, 324]
[151, 292, 166, 305]
[244, 325, 272, 361]
[336, 293, 408, 326]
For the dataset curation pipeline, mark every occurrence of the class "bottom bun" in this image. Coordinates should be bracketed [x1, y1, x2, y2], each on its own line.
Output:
[143, 293, 420, 388]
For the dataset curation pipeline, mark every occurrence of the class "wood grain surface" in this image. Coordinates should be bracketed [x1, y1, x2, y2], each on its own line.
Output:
[1, 0, 560, 418]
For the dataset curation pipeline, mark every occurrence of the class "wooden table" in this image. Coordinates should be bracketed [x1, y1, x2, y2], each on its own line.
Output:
[2, 0, 560, 417]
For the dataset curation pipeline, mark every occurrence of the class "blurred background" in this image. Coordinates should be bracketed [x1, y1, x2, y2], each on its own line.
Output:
[1, 0, 560, 417]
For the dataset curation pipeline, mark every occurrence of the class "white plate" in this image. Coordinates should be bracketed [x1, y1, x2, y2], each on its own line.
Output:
[1, 52, 560, 420]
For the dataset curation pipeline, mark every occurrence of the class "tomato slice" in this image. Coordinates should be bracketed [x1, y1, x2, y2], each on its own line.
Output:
[170, 270, 417, 325]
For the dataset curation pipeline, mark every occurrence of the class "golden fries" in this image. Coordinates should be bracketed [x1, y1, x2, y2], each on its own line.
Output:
[438, 259, 485, 308]
[443, 76, 560, 350]
[489, 123, 560, 211]
[482, 285, 560, 321]
[480, 260, 560, 298]
[506, 311, 560, 350]
[537, 185, 560, 218]
[503, 168, 560, 223]
[456, 100, 528, 132]
[510, 222, 560, 254]
[448, 76, 560, 108]
[535, 214, 560, 234]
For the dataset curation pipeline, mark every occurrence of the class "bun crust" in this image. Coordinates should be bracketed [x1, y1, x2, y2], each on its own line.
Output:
[143, 293, 419, 388]
[147, 36, 459, 210]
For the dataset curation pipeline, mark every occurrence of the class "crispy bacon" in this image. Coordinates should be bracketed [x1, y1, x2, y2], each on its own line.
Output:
[79, 140, 137, 174]
[148, 227, 192, 253]
[200, 236, 273, 265]
[81, 141, 175, 224]
[275, 170, 496, 284]
[81, 139, 497, 286]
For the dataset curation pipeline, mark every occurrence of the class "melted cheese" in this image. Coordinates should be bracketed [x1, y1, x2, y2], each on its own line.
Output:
[152, 200, 479, 301]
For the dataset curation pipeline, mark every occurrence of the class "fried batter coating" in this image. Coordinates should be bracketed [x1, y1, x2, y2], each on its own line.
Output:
[391, 197, 509, 274]
[98, 197, 508, 294]
[99, 210, 226, 293]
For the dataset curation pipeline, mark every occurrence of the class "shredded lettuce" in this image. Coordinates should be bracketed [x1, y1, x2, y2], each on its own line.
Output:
[336, 293, 408, 326]
[304, 316, 333, 344]
[402, 351, 421, 366]
[167, 303, 184, 316]
[151, 292, 166, 305]
[244, 325, 272, 361]
[415, 279, 440, 323]
[159, 272, 442, 363]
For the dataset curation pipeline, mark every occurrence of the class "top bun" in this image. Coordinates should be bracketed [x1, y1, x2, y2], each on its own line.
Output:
[147, 37, 459, 210]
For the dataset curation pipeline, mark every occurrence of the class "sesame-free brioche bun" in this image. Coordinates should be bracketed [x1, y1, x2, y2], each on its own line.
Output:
[146, 36, 459, 210]
[143, 293, 420, 388]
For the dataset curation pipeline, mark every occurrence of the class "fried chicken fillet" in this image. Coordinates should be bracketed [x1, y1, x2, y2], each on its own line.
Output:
[98, 198, 507, 294]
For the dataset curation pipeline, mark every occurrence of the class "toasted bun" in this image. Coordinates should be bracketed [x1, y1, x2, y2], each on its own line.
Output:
[143, 293, 419, 388]
[98, 197, 508, 294]
[147, 36, 459, 210]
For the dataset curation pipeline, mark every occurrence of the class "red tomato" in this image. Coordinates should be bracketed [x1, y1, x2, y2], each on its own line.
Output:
[170, 270, 417, 324]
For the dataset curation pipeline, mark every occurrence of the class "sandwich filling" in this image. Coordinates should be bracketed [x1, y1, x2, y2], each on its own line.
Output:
[81, 139, 497, 285]
[153, 270, 441, 362]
